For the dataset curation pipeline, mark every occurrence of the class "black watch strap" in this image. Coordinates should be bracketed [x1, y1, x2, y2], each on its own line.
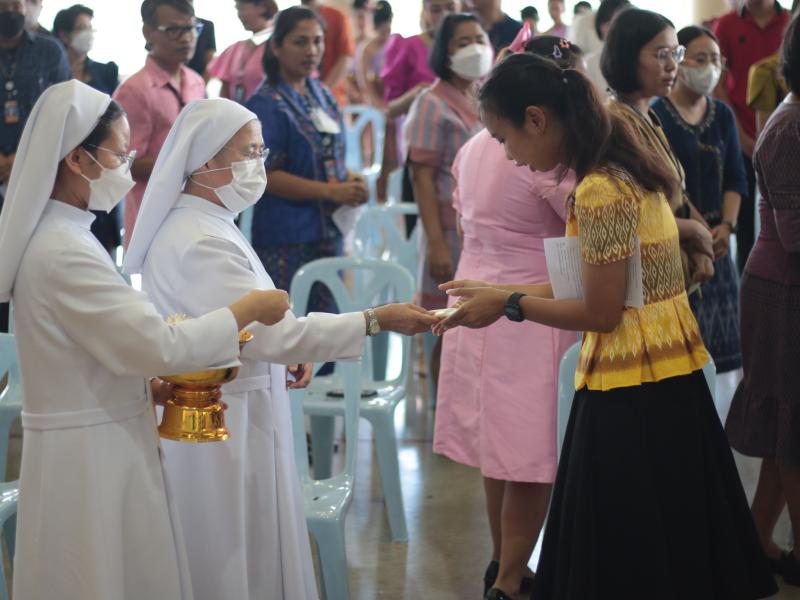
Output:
[504, 292, 527, 322]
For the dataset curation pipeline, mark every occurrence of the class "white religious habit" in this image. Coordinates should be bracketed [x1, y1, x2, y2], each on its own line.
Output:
[0, 81, 244, 600]
[123, 98, 367, 600]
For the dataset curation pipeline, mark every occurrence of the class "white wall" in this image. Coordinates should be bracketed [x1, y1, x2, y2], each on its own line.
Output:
[37, 0, 702, 78]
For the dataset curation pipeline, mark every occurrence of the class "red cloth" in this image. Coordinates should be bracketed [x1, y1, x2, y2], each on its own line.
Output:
[318, 5, 355, 106]
[713, 3, 790, 141]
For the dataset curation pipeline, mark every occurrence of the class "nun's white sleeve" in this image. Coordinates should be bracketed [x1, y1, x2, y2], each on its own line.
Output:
[177, 235, 365, 365]
[46, 242, 240, 377]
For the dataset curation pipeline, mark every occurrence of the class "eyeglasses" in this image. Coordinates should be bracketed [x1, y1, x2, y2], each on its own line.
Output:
[86, 145, 137, 173]
[652, 45, 686, 66]
[155, 21, 204, 41]
[683, 52, 727, 69]
[223, 146, 270, 162]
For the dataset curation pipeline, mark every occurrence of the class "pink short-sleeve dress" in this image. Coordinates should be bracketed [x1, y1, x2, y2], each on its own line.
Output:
[207, 40, 267, 104]
[434, 129, 578, 483]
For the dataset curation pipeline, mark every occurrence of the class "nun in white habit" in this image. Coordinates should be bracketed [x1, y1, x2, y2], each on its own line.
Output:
[123, 98, 438, 600]
[0, 81, 291, 600]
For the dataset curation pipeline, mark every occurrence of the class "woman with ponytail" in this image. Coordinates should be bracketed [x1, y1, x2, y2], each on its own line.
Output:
[435, 52, 777, 600]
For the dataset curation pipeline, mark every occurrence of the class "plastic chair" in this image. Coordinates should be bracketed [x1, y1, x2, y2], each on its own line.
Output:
[384, 168, 404, 206]
[0, 334, 22, 600]
[290, 257, 414, 542]
[557, 341, 718, 452]
[290, 361, 361, 600]
[238, 205, 255, 243]
[343, 105, 386, 206]
[353, 205, 420, 382]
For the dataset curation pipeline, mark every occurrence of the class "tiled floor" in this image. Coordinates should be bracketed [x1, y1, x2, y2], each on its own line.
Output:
[4, 359, 800, 599]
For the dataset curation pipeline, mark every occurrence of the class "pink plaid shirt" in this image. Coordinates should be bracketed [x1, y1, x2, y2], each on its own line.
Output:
[113, 56, 205, 246]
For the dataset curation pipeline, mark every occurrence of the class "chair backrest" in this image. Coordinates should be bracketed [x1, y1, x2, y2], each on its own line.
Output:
[556, 341, 581, 453]
[353, 204, 420, 281]
[0, 334, 19, 388]
[290, 360, 362, 482]
[289, 257, 415, 387]
[384, 168, 404, 206]
[343, 105, 386, 180]
[239, 206, 255, 244]
[557, 341, 719, 452]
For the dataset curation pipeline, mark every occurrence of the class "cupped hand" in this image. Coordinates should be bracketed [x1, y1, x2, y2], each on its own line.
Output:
[432, 287, 509, 335]
[374, 303, 440, 335]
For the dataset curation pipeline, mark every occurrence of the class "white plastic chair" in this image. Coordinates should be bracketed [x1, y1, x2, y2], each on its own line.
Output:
[0, 334, 23, 600]
[343, 105, 386, 206]
[290, 360, 361, 600]
[556, 341, 718, 452]
[290, 257, 414, 542]
[384, 167, 404, 206]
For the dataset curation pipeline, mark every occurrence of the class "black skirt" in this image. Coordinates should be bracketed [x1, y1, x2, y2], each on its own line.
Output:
[533, 371, 777, 600]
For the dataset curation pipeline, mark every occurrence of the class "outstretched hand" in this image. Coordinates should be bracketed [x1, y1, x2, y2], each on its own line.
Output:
[432, 287, 509, 335]
[374, 303, 441, 335]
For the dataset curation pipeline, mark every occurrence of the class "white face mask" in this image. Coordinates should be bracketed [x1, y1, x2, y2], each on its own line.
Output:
[80, 150, 136, 213]
[71, 29, 94, 54]
[191, 158, 268, 213]
[680, 63, 721, 97]
[449, 43, 493, 81]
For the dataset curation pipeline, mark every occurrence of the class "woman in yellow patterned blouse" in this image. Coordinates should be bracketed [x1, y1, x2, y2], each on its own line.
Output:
[435, 53, 777, 600]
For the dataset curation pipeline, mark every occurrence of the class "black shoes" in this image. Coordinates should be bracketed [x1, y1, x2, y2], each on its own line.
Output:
[485, 589, 514, 600]
[483, 560, 535, 599]
[782, 551, 800, 586]
[483, 561, 499, 597]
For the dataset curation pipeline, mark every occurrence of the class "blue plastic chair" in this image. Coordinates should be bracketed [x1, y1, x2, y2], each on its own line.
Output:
[384, 168, 404, 206]
[238, 205, 255, 243]
[290, 257, 415, 542]
[556, 341, 718, 452]
[0, 334, 23, 600]
[290, 360, 361, 600]
[353, 205, 420, 381]
[343, 105, 386, 206]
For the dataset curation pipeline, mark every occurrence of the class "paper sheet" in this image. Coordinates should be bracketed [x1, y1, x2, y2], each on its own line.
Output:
[544, 236, 644, 308]
[332, 205, 364, 237]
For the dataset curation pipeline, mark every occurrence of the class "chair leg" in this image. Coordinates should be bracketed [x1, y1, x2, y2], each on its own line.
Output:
[369, 412, 408, 542]
[311, 520, 350, 600]
[310, 415, 336, 480]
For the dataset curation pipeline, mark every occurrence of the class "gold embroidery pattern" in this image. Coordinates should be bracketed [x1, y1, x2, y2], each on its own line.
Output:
[568, 171, 708, 391]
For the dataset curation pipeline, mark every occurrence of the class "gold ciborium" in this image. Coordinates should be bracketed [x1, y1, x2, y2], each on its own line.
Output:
[158, 328, 253, 443]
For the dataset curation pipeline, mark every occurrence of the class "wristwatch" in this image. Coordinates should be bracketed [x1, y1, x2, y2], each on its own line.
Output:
[504, 292, 528, 322]
[365, 307, 381, 336]
[721, 219, 738, 234]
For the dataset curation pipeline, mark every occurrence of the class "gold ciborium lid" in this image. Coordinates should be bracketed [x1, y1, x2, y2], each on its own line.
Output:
[158, 320, 253, 443]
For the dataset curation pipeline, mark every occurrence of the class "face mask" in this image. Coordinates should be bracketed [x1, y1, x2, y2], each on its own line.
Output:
[680, 63, 721, 96]
[449, 43, 493, 81]
[191, 158, 268, 213]
[80, 150, 136, 213]
[0, 11, 25, 38]
[71, 29, 94, 54]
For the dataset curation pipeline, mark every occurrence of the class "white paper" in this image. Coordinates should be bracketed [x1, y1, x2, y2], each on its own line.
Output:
[332, 204, 364, 237]
[544, 236, 644, 308]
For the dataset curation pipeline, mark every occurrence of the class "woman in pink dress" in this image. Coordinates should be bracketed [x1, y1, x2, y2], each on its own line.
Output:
[434, 38, 582, 600]
[208, 0, 278, 104]
[381, 0, 459, 158]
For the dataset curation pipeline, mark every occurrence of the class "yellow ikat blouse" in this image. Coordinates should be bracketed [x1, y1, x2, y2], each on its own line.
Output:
[567, 168, 709, 391]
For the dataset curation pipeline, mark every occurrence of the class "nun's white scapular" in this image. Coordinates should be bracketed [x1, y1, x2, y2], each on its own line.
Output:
[0, 81, 243, 600]
[124, 99, 366, 600]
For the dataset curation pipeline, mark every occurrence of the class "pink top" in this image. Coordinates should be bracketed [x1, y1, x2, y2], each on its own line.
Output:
[380, 34, 435, 103]
[434, 129, 576, 482]
[207, 40, 266, 104]
[113, 57, 206, 246]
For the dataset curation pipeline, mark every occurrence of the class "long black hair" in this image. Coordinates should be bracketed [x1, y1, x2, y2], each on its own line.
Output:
[262, 6, 325, 85]
[601, 8, 673, 96]
[429, 12, 483, 81]
[478, 52, 677, 197]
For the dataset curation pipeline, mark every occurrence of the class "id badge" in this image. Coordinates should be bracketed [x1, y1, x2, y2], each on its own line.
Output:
[4, 100, 19, 125]
[310, 107, 341, 134]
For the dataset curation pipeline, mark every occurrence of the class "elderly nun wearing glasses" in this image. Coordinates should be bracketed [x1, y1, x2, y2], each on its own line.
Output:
[0, 80, 291, 600]
[123, 97, 437, 600]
